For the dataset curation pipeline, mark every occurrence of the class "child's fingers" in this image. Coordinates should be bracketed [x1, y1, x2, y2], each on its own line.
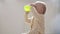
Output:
[30, 3, 36, 7]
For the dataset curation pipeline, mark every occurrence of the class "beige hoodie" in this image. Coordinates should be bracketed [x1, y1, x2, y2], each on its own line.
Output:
[24, 1, 46, 34]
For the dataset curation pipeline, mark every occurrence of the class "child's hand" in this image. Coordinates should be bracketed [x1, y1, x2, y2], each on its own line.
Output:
[25, 11, 30, 14]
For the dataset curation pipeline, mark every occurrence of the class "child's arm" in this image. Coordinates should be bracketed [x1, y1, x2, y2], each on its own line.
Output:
[24, 12, 33, 24]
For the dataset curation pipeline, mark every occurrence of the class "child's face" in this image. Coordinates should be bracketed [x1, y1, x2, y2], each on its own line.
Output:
[31, 3, 46, 14]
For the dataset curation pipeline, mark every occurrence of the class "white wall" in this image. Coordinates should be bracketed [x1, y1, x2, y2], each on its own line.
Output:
[0, 0, 37, 34]
[0, 0, 25, 34]
[44, 0, 59, 34]
[0, 0, 59, 34]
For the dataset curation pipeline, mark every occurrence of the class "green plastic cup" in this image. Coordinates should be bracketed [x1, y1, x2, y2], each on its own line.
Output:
[24, 5, 31, 12]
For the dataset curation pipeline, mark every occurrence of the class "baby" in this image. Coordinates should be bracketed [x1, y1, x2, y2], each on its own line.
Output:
[24, 1, 46, 34]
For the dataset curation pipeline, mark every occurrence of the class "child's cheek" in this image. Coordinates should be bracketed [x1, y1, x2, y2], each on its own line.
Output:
[35, 7, 43, 14]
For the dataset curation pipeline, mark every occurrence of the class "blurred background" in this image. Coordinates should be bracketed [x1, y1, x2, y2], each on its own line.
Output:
[0, 0, 59, 34]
